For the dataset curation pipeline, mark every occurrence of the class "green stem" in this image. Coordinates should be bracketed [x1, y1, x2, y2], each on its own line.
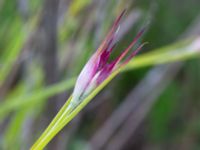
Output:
[31, 96, 72, 150]
[30, 69, 120, 149]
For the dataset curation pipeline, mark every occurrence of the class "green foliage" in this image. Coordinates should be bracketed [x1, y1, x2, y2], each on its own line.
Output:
[148, 83, 180, 141]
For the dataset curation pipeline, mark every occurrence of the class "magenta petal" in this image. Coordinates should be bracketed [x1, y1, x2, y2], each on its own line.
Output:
[99, 50, 110, 68]
[98, 44, 116, 70]
[96, 62, 116, 85]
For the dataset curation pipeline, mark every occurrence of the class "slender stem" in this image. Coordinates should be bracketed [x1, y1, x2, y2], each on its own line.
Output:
[31, 96, 72, 150]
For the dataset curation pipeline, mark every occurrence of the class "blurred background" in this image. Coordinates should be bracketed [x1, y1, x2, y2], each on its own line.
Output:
[0, 0, 200, 150]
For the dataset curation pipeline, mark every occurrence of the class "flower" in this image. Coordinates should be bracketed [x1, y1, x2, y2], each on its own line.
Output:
[70, 10, 145, 107]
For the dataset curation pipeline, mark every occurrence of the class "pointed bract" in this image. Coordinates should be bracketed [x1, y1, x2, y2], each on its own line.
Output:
[71, 10, 145, 106]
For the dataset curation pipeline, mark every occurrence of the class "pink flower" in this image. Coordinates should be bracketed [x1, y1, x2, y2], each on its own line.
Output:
[72, 10, 145, 104]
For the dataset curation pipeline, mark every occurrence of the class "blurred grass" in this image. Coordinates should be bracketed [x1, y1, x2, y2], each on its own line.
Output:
[0, 37, 199, 122]
[0, 19, 25, 85]
[0, 0, 200, 149]
[0, 35, 199, 119]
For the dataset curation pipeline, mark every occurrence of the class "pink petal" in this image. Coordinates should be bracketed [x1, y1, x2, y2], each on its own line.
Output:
[72, 54, 100, 100]
[96, 62, 116, 85]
